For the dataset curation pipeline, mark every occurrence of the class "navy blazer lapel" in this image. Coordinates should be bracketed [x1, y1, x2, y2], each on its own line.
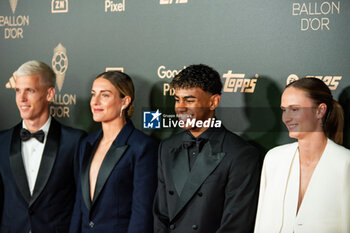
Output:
[30, 118, 60, 206]
[172, 128, 226, 219]
[9, 123, 31, 204]
[92, 144, 128, 205]
[81, 139, 95, 211]
[84, 120, 134, 210]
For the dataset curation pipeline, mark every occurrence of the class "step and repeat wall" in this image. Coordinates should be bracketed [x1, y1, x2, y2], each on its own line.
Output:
[0, 0, 349, 152]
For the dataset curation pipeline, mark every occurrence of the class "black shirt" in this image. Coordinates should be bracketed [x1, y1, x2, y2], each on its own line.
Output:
[183, 127, 216, 170]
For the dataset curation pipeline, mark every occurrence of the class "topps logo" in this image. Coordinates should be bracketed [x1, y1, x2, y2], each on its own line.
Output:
[160, 0, 187, 5]
[223, 71, 259, 93]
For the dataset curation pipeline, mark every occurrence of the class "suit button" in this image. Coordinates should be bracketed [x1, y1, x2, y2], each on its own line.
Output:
[89, 221, 94, 228]
[168, 190, 174, 195]
[197, 192, 203, 197]
[169, 224, 175, 230]
[192, 225, 198, 230]
[28, 209, 33, 215]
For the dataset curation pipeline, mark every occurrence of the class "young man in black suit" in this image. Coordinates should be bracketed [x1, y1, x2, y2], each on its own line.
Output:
[154, 64, 261, 233]
[0, 60, 85, 233]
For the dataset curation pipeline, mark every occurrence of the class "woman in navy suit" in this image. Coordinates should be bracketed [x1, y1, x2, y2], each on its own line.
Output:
[69, 71, 158, 233]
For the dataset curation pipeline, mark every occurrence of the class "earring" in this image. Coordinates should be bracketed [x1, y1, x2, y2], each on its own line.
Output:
[120, 106, 125, 117]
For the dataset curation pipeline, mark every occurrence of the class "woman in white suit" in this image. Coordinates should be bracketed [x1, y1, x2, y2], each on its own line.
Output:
[254, 77, 350, 233]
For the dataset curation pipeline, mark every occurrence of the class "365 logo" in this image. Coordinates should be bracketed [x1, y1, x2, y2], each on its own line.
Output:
[143, 110, 162, 129]
[51, 0, 68, 13]
[286, 74, 342, 90]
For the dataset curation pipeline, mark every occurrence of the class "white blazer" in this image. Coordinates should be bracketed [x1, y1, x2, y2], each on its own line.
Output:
[254, 139, 350, 233]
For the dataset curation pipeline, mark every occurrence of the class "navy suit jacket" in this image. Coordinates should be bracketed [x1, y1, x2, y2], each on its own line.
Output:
[69, 120, 158, 233]
[0, 118, 85, 233]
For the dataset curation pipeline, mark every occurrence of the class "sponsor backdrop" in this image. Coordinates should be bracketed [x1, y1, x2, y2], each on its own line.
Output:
[1, 0, 349, 152]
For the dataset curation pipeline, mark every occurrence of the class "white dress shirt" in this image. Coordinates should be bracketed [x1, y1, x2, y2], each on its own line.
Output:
[21, 117, 51, 196]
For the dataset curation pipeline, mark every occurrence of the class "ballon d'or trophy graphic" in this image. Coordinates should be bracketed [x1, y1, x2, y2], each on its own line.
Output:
[52, 43, 68, 92]
[9, 0, 18, 14]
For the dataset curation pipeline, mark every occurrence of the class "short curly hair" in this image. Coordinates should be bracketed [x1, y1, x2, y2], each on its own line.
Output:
[170, 64, 222, 95]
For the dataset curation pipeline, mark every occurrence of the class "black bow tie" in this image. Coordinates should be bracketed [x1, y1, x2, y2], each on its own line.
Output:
[20, 128, 45, 143]
[182, 133, 207, 152]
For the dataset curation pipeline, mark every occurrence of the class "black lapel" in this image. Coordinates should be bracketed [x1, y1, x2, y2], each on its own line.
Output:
[81, 140, 95, 211]
[30, 118, 60, 206]
[9, 123, 31, 204]
[86, 120, 134, 209]
[172, 127, 227, 219]
[169, 147, 190, 196]
[91, 144, 128, 205]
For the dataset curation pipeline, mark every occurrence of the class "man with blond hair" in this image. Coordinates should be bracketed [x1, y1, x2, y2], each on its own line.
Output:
[0, 60, 85, 233]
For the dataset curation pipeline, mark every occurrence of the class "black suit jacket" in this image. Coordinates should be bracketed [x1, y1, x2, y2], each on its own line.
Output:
[153, 125, 261, 233]
[0, 118, 85, 233]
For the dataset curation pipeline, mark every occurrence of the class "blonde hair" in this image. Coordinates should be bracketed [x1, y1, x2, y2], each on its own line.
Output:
[16, 60, 56, 87]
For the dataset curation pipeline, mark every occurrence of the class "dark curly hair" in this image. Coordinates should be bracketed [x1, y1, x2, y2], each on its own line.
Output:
[170, 64, 222, 95]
